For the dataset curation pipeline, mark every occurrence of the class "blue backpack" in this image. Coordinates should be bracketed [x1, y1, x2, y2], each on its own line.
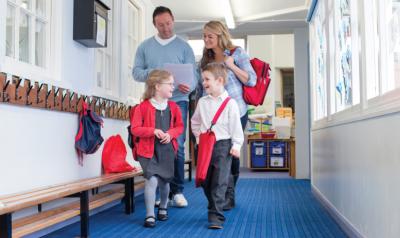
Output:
[75, 102, 104, 164]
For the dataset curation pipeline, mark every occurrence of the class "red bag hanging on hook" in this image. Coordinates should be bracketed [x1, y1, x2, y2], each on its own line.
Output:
[102, 134, 135, 174]
[195, 97, 231, 187]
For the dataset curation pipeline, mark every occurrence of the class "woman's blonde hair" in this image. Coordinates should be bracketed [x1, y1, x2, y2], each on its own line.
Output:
[142, 70, 172, 100]
[200, 20, 235, 69]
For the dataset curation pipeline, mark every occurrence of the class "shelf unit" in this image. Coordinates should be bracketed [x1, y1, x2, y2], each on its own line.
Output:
[247, 134, 296, 177]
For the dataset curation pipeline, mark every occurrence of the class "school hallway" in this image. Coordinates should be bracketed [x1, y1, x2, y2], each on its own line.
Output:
[1, 0, 400, 238]
[42, 176, 347, 238]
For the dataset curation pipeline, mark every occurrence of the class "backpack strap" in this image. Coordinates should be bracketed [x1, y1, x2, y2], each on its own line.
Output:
[75, 102, 88, 165]
[209, 97, 231, 131]
[168, 101, 178, 123]
[229, 47, 238, 56]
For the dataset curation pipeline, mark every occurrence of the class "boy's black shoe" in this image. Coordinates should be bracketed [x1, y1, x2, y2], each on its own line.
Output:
[144, 216, 156, 228]
[157, 207, 168, 221]
[208, 223, 223, 229]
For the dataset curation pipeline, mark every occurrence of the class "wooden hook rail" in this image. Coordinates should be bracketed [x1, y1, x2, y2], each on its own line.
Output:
[0, 72, 130, 120]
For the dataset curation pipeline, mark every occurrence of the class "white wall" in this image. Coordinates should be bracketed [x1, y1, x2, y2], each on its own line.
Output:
[0, 104, 137, 195]
[312, 113, 400, 238]
[294, 28, 310, 179]
[0, 0, 156, 196]
[59, 1, 94, 94]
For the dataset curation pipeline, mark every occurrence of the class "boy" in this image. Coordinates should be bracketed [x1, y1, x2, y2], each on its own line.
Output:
[191, 63, 244, 229]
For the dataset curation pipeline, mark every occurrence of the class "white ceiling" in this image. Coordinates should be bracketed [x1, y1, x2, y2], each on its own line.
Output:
[150, 0, 310, 38]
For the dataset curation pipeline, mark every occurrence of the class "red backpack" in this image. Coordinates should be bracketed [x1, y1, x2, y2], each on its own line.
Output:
[102, 134, 134, 174]
[231, 48, 271, 106]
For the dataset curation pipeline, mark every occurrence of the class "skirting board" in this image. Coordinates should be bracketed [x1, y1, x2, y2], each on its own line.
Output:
[311, 184, 365, 238]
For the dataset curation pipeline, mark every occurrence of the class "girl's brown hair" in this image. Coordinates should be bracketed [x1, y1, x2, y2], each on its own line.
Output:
[200, 20, 235, 69]
[142, 70, 172, 100]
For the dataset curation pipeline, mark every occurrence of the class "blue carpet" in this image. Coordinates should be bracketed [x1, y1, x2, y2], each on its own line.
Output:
[43, 179, 347, 238]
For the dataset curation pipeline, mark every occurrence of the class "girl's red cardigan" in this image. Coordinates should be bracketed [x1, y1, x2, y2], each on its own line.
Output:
[130, 99, 184, 159]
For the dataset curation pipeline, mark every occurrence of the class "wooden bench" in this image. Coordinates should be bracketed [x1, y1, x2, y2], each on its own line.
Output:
[0, 170, 143, 238]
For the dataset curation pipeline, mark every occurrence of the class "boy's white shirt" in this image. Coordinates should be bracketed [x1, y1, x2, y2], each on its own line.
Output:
[191, 90, 244, 152]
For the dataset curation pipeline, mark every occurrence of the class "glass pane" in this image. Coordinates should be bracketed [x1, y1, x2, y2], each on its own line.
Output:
[314, 1, 327, 119]
[367, 0, 380, 99]
[105, 55, 111, 90]
[19, 11, 30, 63]
[383, 0, 400, 93]
[96, 51, 103, 88]
[6, 4, 15, 57]
[335, 0, 352, 112]
[35, 20, 45, 67]
[20, 0, 31, 10]
[36, 0, 46, 17]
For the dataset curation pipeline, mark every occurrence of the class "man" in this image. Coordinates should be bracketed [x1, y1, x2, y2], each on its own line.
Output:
[132, 6, 197, 207]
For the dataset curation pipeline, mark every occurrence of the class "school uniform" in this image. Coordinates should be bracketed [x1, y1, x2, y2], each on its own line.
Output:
[191, 90, 244, 227]
[131, 99, 184, 226]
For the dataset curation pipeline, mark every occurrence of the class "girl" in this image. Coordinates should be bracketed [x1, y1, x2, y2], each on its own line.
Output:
[200, 20, 257, 211]
[130, 70, 184, 228]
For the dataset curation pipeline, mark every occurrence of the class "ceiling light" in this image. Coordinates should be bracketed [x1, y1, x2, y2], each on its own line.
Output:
[221, 0, 235, 29]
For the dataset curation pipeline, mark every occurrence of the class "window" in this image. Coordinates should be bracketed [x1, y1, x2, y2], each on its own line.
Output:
[127, 0, 144, 103]
[310, 0, 327, 120]
[334, 0, 358, 112]
[310, 0, 400, 126]
[381, 0, 400, 94]
[365, 0, 381, 99]
[95, 0, 114, 97]
[364, 0, 400, 100]
[4, 0, 51, 72]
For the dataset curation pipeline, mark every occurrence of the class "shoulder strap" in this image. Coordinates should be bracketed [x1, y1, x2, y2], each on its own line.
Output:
[210, 97, 231, 129]
[167, 101, 178, 123]
[229, 47, 238, 56]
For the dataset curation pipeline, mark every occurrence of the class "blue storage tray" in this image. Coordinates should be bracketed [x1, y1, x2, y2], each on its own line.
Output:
[269, 141, 286, 155]
[250, 141, 267, 168]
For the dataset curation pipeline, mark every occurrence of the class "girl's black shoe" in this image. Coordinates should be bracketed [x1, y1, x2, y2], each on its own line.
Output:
[157, 207, 168, 221]
[144, 216, 156, 228]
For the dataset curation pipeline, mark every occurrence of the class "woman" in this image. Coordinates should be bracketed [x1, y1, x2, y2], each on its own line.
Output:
[200, 20, 256, 210]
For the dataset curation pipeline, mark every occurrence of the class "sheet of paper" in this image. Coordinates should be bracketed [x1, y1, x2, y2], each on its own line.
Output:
[164, 63, 194, 87]
[96, 14, 106, 46]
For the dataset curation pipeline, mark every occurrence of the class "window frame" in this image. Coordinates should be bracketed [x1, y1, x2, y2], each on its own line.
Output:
[94, 0, 116, 99]
[0, 0, 61, 85]
[93, 0, 145, 103]
[310, 0, 328, 121]
[125, 0, 145, 105]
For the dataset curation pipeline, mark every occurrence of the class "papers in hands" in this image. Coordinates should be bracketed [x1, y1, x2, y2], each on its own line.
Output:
[164, 63, 194, 87]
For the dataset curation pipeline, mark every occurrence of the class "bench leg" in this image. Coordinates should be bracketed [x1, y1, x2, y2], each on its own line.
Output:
[0, 213, 11, 238]
[124, 177, 134, 214]
[80, 191, 89, 238]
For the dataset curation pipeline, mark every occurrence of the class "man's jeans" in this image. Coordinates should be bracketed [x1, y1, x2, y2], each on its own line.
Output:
[170, 101, 188, 195]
